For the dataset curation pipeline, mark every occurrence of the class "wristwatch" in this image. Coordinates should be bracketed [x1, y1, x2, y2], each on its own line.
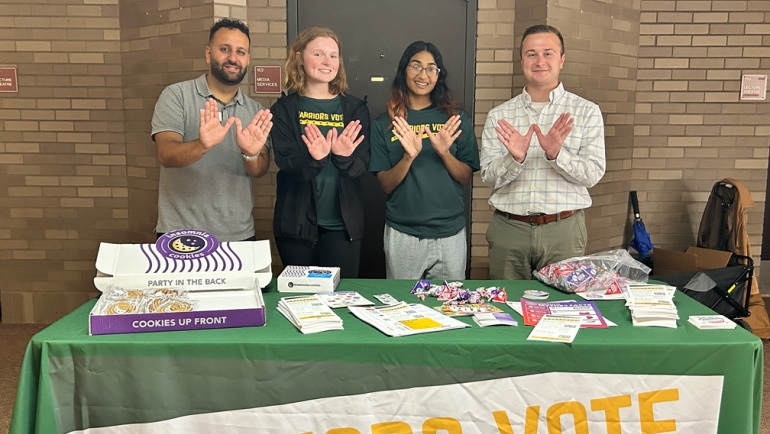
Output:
[241, 152, 259, 161]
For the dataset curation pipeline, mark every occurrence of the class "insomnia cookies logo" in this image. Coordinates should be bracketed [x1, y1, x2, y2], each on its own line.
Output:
[156, 229, 219, 260]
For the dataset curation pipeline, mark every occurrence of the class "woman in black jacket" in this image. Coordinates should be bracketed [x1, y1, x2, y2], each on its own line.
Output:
[271, 27, 370, 278]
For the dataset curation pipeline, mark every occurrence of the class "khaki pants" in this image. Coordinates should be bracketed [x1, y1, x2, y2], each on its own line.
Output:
[486, 209, 587, 280]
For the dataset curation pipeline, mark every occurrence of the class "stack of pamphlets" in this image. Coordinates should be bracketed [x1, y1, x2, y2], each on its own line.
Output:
[277, 295, 343, 334]
[688, 314, 736, 330]
[624, 284, 679, 328]
[348, 302, 470, 337]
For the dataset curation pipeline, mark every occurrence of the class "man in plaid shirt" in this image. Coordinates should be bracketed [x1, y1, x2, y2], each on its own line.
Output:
[480, 25, 606, 280]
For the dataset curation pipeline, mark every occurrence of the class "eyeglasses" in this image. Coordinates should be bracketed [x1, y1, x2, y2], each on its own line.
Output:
[407, 63, 440, 77]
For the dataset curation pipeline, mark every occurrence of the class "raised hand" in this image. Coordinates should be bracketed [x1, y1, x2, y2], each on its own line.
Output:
[198, 98, 235, 152]
[235, 109, 273, 158]
[330, 119, 364, 157]
[495, 119, 534, 163]
[391, 116, 423, 159]
[302, 123, 332, 160]
[427, 114, 461, 156]
[534, 112, 574, 160]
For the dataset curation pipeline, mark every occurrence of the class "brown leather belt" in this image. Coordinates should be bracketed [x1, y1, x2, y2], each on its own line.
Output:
[497, 209, 578, 225]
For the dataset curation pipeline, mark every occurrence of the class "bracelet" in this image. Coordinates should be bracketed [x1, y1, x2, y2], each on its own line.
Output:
[241, 152, 259, 161]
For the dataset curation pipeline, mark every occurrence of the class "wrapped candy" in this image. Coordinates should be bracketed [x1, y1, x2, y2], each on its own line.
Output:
[534, 250, 650, 294]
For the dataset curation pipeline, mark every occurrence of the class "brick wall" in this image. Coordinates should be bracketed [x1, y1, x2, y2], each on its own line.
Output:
[1, 0, 769, 322]
[635, 0, 770, 262]
[120, 1, 216, 242]
[471, 0, 519, 278]
[0, 0, 126, 322]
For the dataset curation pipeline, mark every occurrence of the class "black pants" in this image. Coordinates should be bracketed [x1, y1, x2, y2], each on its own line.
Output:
[276, 228, 361, 278]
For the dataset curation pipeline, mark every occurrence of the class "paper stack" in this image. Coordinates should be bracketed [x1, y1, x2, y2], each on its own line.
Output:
[348, 302, 469, 337]
[624, 284, 679, 328]
[688, 314, 736, 330]
[277, 295, 343, 334]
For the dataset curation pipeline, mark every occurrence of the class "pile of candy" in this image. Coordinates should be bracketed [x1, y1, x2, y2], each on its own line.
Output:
[411, 280, 508, 303]
[534, 250, 650, 294]
[95, 286, 197, 315]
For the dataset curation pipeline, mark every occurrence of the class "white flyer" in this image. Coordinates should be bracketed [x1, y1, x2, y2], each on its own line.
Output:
[315, 291, 374, 308]
[348, 302, 470, 337]
[624, 284, 677, 307]
[526, 315, 581, 343]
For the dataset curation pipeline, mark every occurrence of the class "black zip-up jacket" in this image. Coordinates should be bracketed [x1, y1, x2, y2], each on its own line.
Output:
[270, 92, 371, 243]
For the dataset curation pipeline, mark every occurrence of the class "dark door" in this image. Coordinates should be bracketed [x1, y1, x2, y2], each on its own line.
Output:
[289, 0, 477, 278]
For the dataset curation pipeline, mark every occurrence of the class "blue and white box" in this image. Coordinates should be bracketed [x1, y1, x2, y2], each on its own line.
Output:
[277, 265, 340, 293]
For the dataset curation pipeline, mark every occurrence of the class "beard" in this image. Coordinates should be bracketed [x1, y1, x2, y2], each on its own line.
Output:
[210, 58, 247, 86]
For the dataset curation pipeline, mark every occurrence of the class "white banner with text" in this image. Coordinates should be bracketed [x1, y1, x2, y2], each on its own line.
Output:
[72, 372, 722, 434]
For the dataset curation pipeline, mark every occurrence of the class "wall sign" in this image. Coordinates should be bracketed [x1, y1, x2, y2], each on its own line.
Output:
[253, 66, 281, 94]
[0, 68, 18, 92]
[740, 74, 766, 101]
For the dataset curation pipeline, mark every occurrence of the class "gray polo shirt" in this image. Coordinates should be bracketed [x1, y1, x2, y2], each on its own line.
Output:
[151, 74, 268, 241]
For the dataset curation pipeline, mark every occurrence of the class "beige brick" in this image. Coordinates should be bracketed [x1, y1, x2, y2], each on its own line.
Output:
[706, 69, 740, 80]
[653, 81, 688, 91]
[642, 1, 676, 11]
[475, 63, 514, 75]
[707, 46, 744, 57]
[727, 35, 764, 46]
[735, 159, 767, 169]
[69, 53, 105, 63]
[674, 23, 710, 34]
[16, 40, 52, 51]
[669, 114, 704, 124]
[640, 23, 675, 34]
[690, 58, 725, 68]
[648, 170, 683, 180]
[654, 58, 689, 68]
[692, 35, 728, 45]
[692, 12, 729, 22]
[721, 126, 757, 136]
[744, 46, 770, 57]
[656, 35, 692, 45]
[658, 12, 695, 23]
[713, 1, 748, 11]
[676, 1, 714, 11]
[668, 136, 703, 147]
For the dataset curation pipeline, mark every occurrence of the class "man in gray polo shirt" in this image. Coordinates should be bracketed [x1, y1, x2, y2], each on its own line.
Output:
[151, 18, 272, 241]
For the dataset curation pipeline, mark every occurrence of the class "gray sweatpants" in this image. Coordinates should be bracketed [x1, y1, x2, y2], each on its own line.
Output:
[383, 225, 467, 280]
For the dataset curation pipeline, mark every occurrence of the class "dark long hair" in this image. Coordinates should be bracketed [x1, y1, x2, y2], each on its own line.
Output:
[387, 41, 460, 122]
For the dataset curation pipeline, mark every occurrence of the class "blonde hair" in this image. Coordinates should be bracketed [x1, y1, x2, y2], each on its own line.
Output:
[284, 27, 348, 96]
